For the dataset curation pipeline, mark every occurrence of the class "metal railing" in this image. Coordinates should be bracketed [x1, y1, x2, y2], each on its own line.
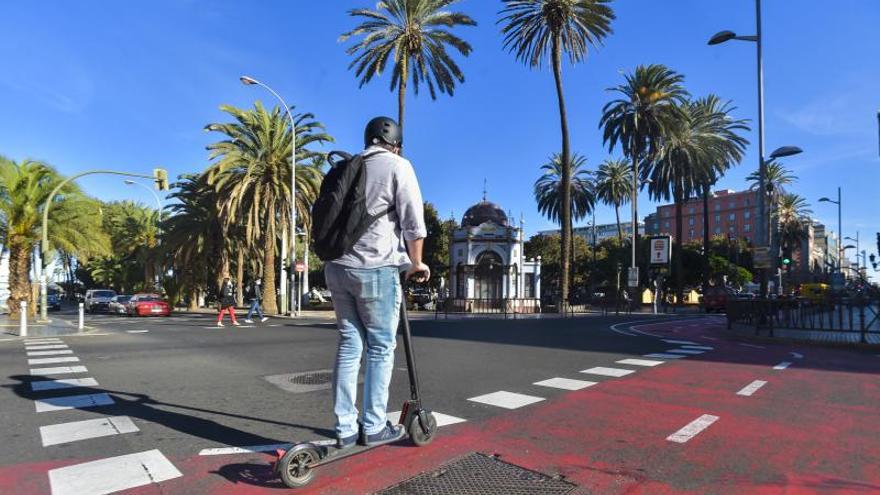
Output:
[726, 295, 880, 343]
[434, 298, 541, 319]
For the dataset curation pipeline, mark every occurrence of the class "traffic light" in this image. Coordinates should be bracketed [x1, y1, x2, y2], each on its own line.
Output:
[153, 168, 168, 191]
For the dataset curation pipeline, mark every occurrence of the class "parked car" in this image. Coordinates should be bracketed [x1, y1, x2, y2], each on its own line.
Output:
[38, 292, 62, 311]
[702, 286, 734, 313]
[127, 293, 171, 317]
[85, 289, 117, 314]
[108, 295, 131, 315]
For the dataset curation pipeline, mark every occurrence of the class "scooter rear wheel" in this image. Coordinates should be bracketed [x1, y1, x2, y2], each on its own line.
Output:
[408, 411, 438, 446]
[278, 444, 320, 488]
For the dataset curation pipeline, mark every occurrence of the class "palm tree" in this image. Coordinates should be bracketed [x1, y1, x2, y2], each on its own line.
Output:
[500, 0, 614, 305]
[162, 174, 225, 311]
[644, 95, 749, 303]
[340, 0, 476, 140]
[600, 64, 688, 291]
[534, 153, 595, 226]
[776, 193, 812, 260]
[0, 157, 109, 317]
[595, 158, 632, 241]
[206, 102, 330, 314]
[747, 160, 796, 194]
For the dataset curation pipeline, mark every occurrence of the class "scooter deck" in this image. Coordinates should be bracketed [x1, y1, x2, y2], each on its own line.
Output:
[278, 436, 407, 469]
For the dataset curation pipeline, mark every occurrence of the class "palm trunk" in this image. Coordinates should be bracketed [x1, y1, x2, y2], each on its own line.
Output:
[702, 183, 711, 295]
[674, 186, 684, 308]
[630, 140, 641, 301]
[236, 249, 244, 307]
[551, 35, 572, 308]
[397, 56, 408, 152]
[262, 211, 278, 314]
[615, 203, 622, 242]
[7, 237, 31, 319]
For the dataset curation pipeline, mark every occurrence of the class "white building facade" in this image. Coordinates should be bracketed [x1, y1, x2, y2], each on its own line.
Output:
[449, 200, 541, 304]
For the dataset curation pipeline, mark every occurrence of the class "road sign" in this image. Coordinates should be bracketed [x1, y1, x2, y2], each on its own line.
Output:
[649, 236, 671, 265]
[753, 247, 772, 269]
[295, 261, 305, 273]
[627, 266, 639, 287]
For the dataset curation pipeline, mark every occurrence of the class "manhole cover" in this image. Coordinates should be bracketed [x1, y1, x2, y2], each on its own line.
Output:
[289, 371, 333, 385]
[376, 452, 578, 495]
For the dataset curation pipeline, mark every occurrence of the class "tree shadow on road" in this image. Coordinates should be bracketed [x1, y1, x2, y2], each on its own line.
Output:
[5, 375, 334, 449]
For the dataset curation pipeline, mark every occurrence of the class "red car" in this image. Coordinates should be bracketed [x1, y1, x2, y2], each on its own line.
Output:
[127, 293, 171, 317]
[702, 286, 734, 313]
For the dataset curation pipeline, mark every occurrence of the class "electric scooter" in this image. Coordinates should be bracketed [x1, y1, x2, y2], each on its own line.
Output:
[274, 277, 438, 488]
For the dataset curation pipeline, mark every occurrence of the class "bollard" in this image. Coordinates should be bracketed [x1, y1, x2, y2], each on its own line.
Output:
[78, 302, 84, 331]
[19, 300, 27, 337]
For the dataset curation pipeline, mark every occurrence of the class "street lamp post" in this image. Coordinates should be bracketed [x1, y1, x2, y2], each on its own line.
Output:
[240, 75, 297, 316]
[709, 4, 803, 298]
[819, 187, 842, 280]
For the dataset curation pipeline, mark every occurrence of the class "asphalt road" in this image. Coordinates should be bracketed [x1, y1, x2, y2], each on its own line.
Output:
[0, 309, 877, 494]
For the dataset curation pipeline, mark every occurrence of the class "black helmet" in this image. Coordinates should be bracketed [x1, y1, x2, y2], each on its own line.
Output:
[364, 116, 402, 148]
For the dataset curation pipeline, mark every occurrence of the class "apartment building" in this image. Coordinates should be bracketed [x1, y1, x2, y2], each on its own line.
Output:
[645, 189, 760, 243]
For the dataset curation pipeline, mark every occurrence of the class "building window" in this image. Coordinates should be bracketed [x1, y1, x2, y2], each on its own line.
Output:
[664, 221, 670, 228]
[714, 214, 720, 223]
[729, 201, 736, 208]
[714, 226, 721, 234]
[728, 213, 736, 221]
[744, 211, 751, 219]
[688, 207, 695, 214]
[745, 198, 750, 206]
[744, 223, 751, 232]
[715, 203, 721, 211]
[729, 225, 736, 233]
[689, 229, 694, 238]
[688, 218, 695, 226]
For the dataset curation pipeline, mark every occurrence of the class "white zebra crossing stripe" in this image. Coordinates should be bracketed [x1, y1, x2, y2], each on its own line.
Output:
[25, 340, 63, 345]
[580, 367, 636, 377]
[667, 349, 705, 355]
[30, 366, 88, 376]
[25, 344, 69, 350]
[387, 410, 467, 427]
[31, 377, 99, 392]
[40, 416, 139, 446]
[28, 356, 80, 365]
[468, 391, 545, 409]
[616, 358, 665, 367]
[35, 393, 114, 413]
[27, 350, 74, 356]
[667, 414, 719, 443]
[48, 449, 182, 495]
[737, 380, 767, 397]
[773, 361, 792, 370]
[533, 378, 597, 390]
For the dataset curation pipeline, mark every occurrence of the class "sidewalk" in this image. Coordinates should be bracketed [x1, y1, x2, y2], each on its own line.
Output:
[728, 322, 880, 347]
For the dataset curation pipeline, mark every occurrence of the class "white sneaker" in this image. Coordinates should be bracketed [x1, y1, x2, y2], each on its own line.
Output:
[232, 321, 241, 326]
[217, 322, 224, 327]
[244, 319, 253, 324]
[260, 317, 269, 322]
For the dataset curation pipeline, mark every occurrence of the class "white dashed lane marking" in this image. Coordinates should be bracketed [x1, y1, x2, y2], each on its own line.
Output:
[533, 377, 597, 390]
[467, 391, 545, 409]
[40, 416, 139, 447]
[30, 366, 88, 376]
[126, 330, 149, 334]
[616, 358, 665, 367]
[28, 356, 80, 365]
[31, 378, 99, 392]
[667, 349, 705, 355]
[27, 350, 74, 356]
[643, 353, 685, 359]
[667, 414, 719, 443]
[663, 339, 699, 345]
[35, 393, 114, 413]
[737, 380, 768, 397]
[773, 361, 792, 370]
[681, 345, 714, 351]
[580, 367, 635, 378]
[739, 343, 765, 349]
[48, 449, 182, 495]
[790, 352, 803, 359]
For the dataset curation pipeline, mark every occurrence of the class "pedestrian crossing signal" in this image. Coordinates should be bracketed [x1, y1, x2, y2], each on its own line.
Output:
[153, 168, 168, 191]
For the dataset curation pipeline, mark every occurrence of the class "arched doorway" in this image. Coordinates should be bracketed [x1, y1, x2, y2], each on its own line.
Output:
[474, 251, 503, 300]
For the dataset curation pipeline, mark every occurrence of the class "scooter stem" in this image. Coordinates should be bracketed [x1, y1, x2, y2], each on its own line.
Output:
[399, 275, 422, 402]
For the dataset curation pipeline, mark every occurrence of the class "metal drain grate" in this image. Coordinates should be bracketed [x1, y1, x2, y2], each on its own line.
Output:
[376, 452, 578, 495]
[289, 371, 333, 385]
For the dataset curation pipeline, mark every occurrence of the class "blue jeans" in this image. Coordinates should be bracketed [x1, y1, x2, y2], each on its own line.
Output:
[246, 299, 264, 320]
[325, 263, 401, 438]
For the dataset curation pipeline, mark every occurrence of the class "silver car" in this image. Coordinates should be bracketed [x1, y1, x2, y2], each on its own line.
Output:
[85, 289, 117, 314]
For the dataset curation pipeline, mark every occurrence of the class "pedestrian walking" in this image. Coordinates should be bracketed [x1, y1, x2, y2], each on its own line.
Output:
[312, 116, 429, 449]
[217, 275, 239, 327]
[244, 277, 268, 323]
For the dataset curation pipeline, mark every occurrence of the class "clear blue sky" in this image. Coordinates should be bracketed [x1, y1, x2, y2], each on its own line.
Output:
[1, 1, 878, 257]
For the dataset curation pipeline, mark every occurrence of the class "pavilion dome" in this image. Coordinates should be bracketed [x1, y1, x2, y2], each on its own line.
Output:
[462, 200, 508, 228]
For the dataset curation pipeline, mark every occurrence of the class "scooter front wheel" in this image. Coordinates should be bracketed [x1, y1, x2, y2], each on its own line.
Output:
[278, 444, 321, 488]
[408, 411, 438, 447]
